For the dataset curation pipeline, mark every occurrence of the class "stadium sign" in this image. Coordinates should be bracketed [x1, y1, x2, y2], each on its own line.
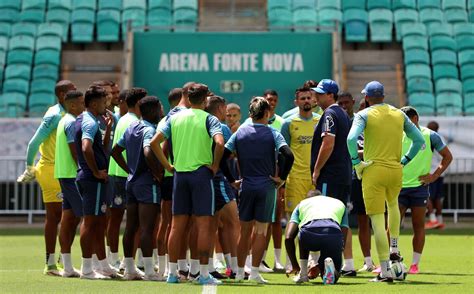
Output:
[133, 32, 332, 113]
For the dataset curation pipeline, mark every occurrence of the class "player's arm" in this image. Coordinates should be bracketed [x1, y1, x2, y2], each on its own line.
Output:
[102, 110, 114, 151]
[280, 120, 291, 146]
[143, 128, 163, 182]
[285, 207, 301, 274]
[150, 118, 174, 172]
[419, 132, 453, 185]
[270, 131, 293, 188]
[312, 113, 337, 184]
[401, 113, 425, 165]
[82, 120, 107, 181]
[208, 115, 224, 176]
[347, 113, 366, 165]
[111, 133, 130, 174]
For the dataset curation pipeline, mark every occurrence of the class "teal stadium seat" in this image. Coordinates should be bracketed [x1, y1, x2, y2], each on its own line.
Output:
[19, 9, 45, 24]
[404, 49, 430, 65]
[73, 0, 97, 10]
[22, 0, 47, 10]
[28, 93, 56, 116]
[464, 78, 474, 94]
[457, 36, 474, 53]
[442, 0, 466, 10]
[435, 78, 462, 94]
[433, 64, 459, 80]
[123, 0, 146, 10]
[174, 0, 198, 10]
[48, 0, 72, 10]
[367, 0, 391, 9]
[33, 64, 59, 80]
[97, 10, 121, 42]
[11, 23, 37, 37]
[5, 64, 31, 80]
[122, 9, 146, 37]
[292, 0, 316, 11]
[9, 36, 35, 51]
[344, 9, 368, 42]
[393, 0, 417, 10]
[149, 0, 172, 10]
[369, 9, 393, 42]
[419, 8, 443, 28]
[407, 78, 433, 93]
[0, 23, 11, 37]
[0, 36, 9, 52]
[46, 8, 71, 41]
[36, 36, 61, 52]
[0, 51, 5, 66]
[418, 0, 441, 9]
[403, 36, 428, 51]
[98, 0, 122, 10]
[7, 49, 34, 65]
[444, 9, 468, 24]
[3, 78, 29, 95]
[436, 93, 463, 115]
[31, 78, 56, 95]
[148, 8, 172, 29]
[401, 23, 426, 39]
[293, 10, 318, 32]
[406, 64, 432, 80]
[461, 64, 474, 81]
[318, 0, 341, 10]
[0, 93, 27, 117]
[71, 9, 95, 43]
[408, 92, 435, 115]
[319, 9, 343, 32]
[0, 0, 21, 10]
[428, 22, 452, 38]
[394, 9, 418, 41]
[453, 23, 474, 40]
[38, 23, 63, 38]
[34, 49, 61, 66]
[459, 51, 474, 72]
[268, 8, 293, 31]
[430, 36, 457, 51]
[0, 9, 20, 24]
[431, 49, 457, 66]
[464, 93, 474, 115]
[342, 0, 365, 10]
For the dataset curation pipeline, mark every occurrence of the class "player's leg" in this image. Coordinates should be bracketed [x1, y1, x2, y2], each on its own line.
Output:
[138, 202, 160, 280]
[237, 220, 254, 279]
[341, 229, 356, 276]
[386, 168, 403, 261]
[217, 200, 239, 276]
[410, 206, 426, 274]
[188, 220, 200, 280]
[321, 228, 343, 285]
[106, 176, 126, 269]
[271, 186, 285, 271]
[157, 199, 171, 274]
[122, 201, 140, 280]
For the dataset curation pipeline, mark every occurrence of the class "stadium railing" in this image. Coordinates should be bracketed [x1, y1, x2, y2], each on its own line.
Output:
[0, 155, 473, 224]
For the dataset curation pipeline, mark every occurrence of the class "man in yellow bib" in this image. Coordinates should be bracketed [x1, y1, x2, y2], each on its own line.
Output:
[347, 81, 424, 282]
[17, 80, 77, 275]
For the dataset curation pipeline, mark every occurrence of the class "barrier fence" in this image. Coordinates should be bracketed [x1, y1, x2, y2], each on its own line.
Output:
[0, 156, 473, 224]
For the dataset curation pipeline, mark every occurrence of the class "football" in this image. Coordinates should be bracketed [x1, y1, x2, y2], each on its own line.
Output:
[390, 261, 408, 281]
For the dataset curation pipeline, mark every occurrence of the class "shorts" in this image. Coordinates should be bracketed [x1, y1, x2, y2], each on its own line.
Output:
[316, 181, 350, 228]
[299, 219, 343, 274]
[362, 165, 402, 215]
[398, 185, 430, 208]
[126, 181, 160, 205]
[239, 185, 277, 223]
[284, 176, 313, 213]
[76, 180, 108, 216]
[351, 177, 366, 215]
[58, 178, 83, 217]
[173, 166, 215, 216]
[161, 176, 173, 201]
[213, 175, 236, 211]
[108, 176, 127, 208]
[429, 177, 444, 200]
[36, 163, 62, 203]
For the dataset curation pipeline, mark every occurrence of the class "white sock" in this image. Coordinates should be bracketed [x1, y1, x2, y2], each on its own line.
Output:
[412, 252, 422, 265]
[381, 260, 392, 278]
[92, 254, 100, 270]
[100, 259, 111, 271]
[106, 246, 111, 262]
[189, 259, 200, 275]
[158, 255, 166, 274]
[274, 248, 282, 265]
[81, 258, 92, 274]
[110, 252, 119, 264]
[300, 259, 308, 277]
[165, 254, 169, 273]
[342, 258, 355, 271]
[47, 253, 56, 266]
[208, 258, 216, 272]
[437, 215, 443, 223]
[200, 264, 209, 278]
[224, 253, 232, 269]
[245, 255, 252, 268]
[216, 252, 225, 264]
[143, 257, 155, 276]
[309, 252, 320, 265]
[136, 249, 144, 267]
[178, 259, 188, 272]
[429, 213, 436, 222]
[168, 262, 178, 276]
[231, 257, 238, 273]
[262, 250, 267, 262]
[62, 253, 73, 272]
[250, 266, 259, 277]
[390, 238, 399, 253]
[153, 249, 158, 263]
[237, 267, 245, 276]
[124, 257, 135, 274]
[364, 256, 373, 267]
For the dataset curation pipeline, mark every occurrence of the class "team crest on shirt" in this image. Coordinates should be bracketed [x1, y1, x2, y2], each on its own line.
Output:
[324, 116, 334, 132]
[114, 195, 123, 206]
[101, 203, 107, 213]
[57, 192, 63, 200]
[297, 135, 313, 144]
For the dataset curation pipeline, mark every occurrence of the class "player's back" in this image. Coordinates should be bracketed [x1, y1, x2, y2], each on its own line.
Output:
[363, 104, 405, 168]
[123, 121, 154, 184]
[38, 104, 64, 165]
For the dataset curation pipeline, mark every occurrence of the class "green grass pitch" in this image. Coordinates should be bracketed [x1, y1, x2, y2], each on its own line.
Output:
[1, 228, 473, 293]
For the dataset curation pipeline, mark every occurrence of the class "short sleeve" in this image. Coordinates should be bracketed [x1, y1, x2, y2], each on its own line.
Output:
[81, 116, 98, 142]
[64, 119, 76, 143]
[289, 204, 301, 224]
[221, 124, 232, 143]
[225, 132, 237, 152]
[143, 126, 156, 147]
[206, 115, 223, 137]
[280, 119, 291, 146]
[321, 110, 337, 137]
[430, 131, 447, 152]
[271, 128, 288, 150]
[157, 117, 172, 139]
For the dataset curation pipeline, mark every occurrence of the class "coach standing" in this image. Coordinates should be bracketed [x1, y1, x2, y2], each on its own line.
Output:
[310, 79, 352, 240]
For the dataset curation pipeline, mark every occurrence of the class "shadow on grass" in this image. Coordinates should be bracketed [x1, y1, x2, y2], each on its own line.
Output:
[417, 272, 474, 277]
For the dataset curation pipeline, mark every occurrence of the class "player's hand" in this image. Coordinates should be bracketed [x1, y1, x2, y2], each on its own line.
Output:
[354, 160, 373, 180]
[206, 164, 219, 176]
[94, 170, 108, 182]
[17, 166, 36, 183]
[278, 187, 285, 203]
[105, 111, 114, 130]
[165, 164, 175, 174]
[419, 173, 438, 185]
[286, 266, 300, 277]
[230, 179, 242, 190]
[270, 175, 285, 189]
[312, 169, 320, 186]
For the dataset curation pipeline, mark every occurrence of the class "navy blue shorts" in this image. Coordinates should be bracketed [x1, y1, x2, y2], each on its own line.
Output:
[239, 185, 276, 223]
[108, 176, 127, 208]
[351, 177, 366, 215]
[173, 166, 215, 216]
[126, 181, 160, 205]
[398, 185, 430, 208]
[213, 174, 236, 211]
[316, 182, 350, 228]
[429, 177, 444, 200]
[59, 178, 83, 217]
[161, 176, 173, 201]
[76, 180, 108, 216]
[299, 219, 343, 273]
